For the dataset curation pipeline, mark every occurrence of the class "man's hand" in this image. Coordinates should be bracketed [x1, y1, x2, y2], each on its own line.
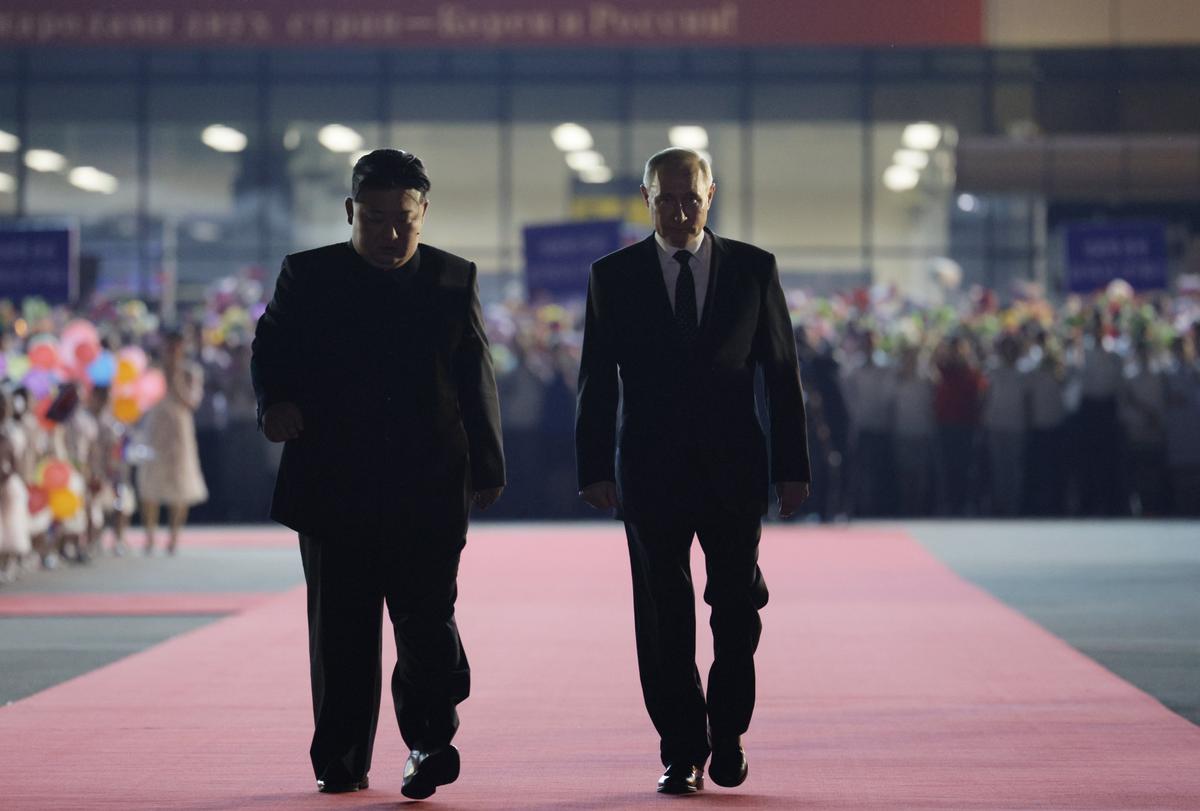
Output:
[472, 487, 504, 510]
[579, 480, 618, 511]
[776, 481, 810, 519]
[262, 402, 304, 443]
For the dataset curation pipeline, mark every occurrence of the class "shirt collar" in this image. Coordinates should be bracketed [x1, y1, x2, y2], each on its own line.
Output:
[653, 230, 706, 258]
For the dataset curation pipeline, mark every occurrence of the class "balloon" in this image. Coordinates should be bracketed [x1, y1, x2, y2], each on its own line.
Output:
[115, 359, 139, 385]
[87, 351, 118, 386]
[74, 341, 100, 366]
[49, 488, 81, 521]
[22, 368, 56, 401]
[42, 459, 72, 491]
[62, 319, 99, 347]
[116, 345, 148, 376]
[136, 369, 167, 410]
[113, 396, 141, 424]
[28, 340, 59, 370]
[33, 396, 54, 431]
[6, 354, 29, 381]
[27, 485, 47, 514]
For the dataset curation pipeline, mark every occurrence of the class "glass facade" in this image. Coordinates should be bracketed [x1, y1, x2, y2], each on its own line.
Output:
[1, 46, 1198, 303]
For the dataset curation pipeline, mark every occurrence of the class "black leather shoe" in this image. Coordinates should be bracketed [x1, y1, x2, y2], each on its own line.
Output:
[708, 738, 748, 788]
[401, 745, 461, 800]
[657, 763, 704, 794]
[316, 775, 368, 793]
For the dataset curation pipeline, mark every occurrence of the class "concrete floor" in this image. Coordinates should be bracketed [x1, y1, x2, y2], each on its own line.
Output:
[1, 521, 1197, 727]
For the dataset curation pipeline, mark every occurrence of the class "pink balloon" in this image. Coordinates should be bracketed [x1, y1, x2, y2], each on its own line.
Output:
[116, 345, 148, 376]
[61, 319, 100, 348]
[74, 341, 100, 366]
[135, 369, 167, 410]
[28, 340, 60, 371]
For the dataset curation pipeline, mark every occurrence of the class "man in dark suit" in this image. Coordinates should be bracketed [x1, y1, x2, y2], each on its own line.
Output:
[576, 147, 810, 795]
[251, 149, 504, 799]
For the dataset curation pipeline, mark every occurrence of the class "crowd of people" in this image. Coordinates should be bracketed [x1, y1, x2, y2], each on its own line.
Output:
[0, 297, 210, 583]
[0, 269, 1196, 577]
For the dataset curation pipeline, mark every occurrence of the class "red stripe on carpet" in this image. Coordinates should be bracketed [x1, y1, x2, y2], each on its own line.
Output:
[1, 525, 1197, 809]
[0, 592, 271, 616]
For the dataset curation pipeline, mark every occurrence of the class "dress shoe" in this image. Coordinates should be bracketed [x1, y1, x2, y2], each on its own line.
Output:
[708, 737, 748, 787]
[402, 745, 461, 800]
[657, 763, 704, 794]
[316, 775, 368, 793]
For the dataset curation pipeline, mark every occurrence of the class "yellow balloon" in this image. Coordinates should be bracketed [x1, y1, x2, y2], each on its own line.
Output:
[113, 396, 141, 424]
[49, 488, 81, 521]
[115, 359, 139, 384]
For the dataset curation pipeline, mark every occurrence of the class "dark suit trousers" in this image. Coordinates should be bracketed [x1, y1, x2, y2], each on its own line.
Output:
[299, 532, 469, 783]
[623, 513, 768, 767]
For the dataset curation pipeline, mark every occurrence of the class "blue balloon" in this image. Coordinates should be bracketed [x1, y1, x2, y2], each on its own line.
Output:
[88, 351, 117, 386]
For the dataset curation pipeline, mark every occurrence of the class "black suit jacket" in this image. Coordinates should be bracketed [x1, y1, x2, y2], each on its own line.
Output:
[251, 242, 504, 539]
[575, 230, 809, 522]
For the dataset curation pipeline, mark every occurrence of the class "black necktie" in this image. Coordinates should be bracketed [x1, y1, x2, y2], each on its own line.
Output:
[673, 250, 698, 342]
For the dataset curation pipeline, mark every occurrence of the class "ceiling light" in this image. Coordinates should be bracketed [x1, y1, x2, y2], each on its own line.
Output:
[24, 149, 67, 172]
[565, 150, 604, 171]
[201, 124, 247, 153]
[902, 122, 941, 151]
[0, 130, 18, 152]
[668, 125, 709, 150]
[317, 124, 364, 153]
[282, 127, 301, 150]
[579, 166, 613, 184]
[956, 193, 979, 213]
[0, 172, 14, 193]
[882, 165, 919, 192]
[551, 123, 593, 152]
[69, 166, 119, 194]
[893, 149, 929, 170]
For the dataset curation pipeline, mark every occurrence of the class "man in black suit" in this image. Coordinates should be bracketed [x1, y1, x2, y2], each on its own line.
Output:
[251, 149, 504, 799]
[576, 148, 810, 795]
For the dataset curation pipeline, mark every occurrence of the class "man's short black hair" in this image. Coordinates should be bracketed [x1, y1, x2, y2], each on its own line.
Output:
[351, 149, 431, 200]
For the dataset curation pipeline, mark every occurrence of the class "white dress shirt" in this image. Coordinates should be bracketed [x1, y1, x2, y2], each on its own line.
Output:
[654, 231, 711, 319]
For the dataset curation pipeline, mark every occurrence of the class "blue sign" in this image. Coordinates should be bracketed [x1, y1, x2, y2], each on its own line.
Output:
[523, 220, 625, 299]
[0, 227, 77, 304]
[1065, 222, 1168, 293]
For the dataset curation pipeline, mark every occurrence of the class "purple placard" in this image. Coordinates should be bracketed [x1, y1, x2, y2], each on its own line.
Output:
[0, 226, 78, 304]
[523, 220, 624, 299]
[1065, 222, 1168, 293]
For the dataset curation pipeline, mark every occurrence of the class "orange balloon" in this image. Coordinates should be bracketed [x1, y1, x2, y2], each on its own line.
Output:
[113, 396, 141, 424]
[49, 488, 81, 521]
[42, 459, 72, 491]
[115, 359, 139, 384]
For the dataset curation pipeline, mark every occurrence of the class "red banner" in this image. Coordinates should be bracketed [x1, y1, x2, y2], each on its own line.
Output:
[0, 1, 982, 48]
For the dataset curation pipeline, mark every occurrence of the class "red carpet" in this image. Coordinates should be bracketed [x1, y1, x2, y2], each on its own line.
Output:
[2, 525, 1198, 809]
[0, 592, 270, 617]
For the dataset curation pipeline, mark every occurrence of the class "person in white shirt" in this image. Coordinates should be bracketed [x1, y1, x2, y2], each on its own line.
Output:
[981, 335, 1029, 516]
[1024, 336, 1067, 515]
[891, 345, 935, 515]
[1119, 341, 1169, 515]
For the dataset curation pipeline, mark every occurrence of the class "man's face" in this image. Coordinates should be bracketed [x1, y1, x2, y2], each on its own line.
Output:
[641, 162, 715, 248]
[345, 187, 428, 269]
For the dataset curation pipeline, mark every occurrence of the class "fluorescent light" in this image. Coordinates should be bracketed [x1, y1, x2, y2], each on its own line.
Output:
[565, 150, 604, 171]
[317, 124, 364, 153]
[579, 166, 613, 184]
[25, 149, 67, 172]
[882, 165, 919, 192]
[551, 123, 593, 152]
[69, 166, 119, 194]
[902, 122, 941, 151]
[201, 124, 247, 153]
[668, 125, 709, 150]
[893, 149, 929, 170]
[0, 130, 18, 152]
[0, 172, 14, 193]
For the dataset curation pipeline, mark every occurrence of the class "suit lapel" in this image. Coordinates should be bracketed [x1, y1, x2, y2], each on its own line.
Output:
[697, 229, 734, 352]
